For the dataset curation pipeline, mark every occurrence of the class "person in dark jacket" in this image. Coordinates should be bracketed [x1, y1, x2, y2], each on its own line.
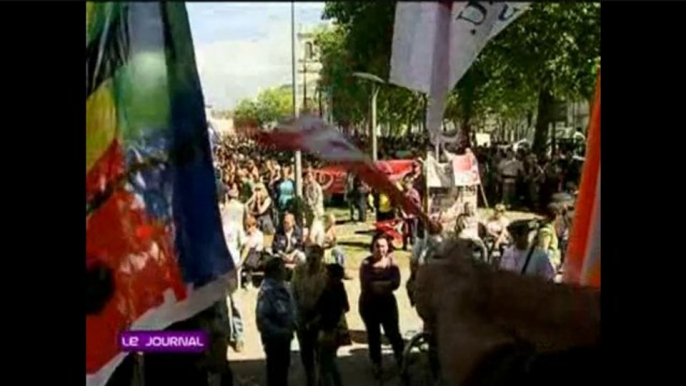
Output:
[312, 264, 350, 386]
[351, 174, 369, 223]
[256, 258, 296, 386]
[272, 212, 306, 276]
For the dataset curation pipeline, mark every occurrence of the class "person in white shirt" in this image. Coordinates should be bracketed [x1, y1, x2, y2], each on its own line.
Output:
[306, 216, 326, 247]
[499, 220, 555, 280]
[222, 183, 246, 231]
[304, 167, 325, 229]
[485, 204, 511, 257]
[219, 184, 249, 353]
[240, 216, 265, 289]
[454, 202, 488, 261]
[497, 149, 523, 207]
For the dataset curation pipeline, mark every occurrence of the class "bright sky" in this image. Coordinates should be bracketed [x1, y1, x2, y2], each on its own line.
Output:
[187, 2, 327, 110]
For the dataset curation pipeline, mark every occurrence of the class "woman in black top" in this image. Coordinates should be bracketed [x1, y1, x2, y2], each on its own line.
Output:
[359, 234, 404, 378]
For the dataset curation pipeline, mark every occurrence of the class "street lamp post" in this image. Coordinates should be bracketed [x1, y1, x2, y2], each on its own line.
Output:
[370, 84, 380, 162]
[352, 72, 385, 162]
[291, 2, 303, 197]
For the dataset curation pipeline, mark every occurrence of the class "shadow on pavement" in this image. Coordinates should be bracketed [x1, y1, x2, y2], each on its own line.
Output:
[230, 349, 399, 386]
[338, 240, 371, 249]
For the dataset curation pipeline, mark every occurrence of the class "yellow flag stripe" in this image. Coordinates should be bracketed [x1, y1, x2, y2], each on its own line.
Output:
[86, 80, 117, 174]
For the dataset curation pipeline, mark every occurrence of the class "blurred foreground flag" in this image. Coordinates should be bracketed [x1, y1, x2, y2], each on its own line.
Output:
[256, 116, 431, 225]
[389, 2, 529, 143]
[86, 3, 232, 385]
[564, 70, 601, 288]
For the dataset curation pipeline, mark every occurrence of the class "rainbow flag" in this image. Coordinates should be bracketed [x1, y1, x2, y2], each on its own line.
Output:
[563, 69, 600, 288]
[86, 3, 232, 385]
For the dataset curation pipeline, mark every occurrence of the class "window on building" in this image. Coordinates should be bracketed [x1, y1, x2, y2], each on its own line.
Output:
[305, 42, 314, 60]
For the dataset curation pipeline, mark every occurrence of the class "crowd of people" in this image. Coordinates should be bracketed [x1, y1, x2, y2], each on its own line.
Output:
[209, 129, 581, 386]
[474, 132, 585, 213]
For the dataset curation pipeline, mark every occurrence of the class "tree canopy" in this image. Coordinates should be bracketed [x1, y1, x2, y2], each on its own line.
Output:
[318, 1, 600, 151]
[233, 86, 293, 128]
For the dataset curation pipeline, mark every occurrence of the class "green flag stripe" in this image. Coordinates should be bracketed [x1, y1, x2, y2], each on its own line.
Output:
[86, 4, 129, 100]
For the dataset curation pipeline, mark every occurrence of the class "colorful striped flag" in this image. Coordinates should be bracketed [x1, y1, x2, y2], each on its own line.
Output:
[390, 2, 530, 144]
[564, 70, 601, 288]
[86, 3, 233, 385]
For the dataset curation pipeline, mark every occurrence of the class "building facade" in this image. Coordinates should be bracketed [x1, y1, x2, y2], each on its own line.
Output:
[295, 24, 324, 116]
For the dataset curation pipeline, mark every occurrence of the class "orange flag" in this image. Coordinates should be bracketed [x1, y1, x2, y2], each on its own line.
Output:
[564, 69, 601, 288]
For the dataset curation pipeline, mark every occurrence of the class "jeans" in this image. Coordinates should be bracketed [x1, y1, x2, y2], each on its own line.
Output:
[359, 295, 404, 367]
[318, 333, 343, 386]
[264, 337, 292, 386]
[502, 181, 517, 207]
[228, 293, 244, 343]
[331, 247, 346, 267]
[297, 326, 320, 386]
[356, 195, 367, 223]
[403, 217, 418, 249]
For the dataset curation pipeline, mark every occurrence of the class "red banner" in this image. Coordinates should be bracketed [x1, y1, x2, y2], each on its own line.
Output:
[313, 160, 415, 195]
[256, 115, 430, 225]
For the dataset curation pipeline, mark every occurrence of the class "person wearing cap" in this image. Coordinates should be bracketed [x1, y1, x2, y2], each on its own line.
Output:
[499, 220, 555, 280]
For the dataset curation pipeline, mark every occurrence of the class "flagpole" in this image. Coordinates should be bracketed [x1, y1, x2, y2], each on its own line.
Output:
[291, 1, 303, 197]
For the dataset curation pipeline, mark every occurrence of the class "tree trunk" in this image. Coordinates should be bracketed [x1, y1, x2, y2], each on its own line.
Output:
[533, 88, 554, 156]
[459, 71, 477, 148]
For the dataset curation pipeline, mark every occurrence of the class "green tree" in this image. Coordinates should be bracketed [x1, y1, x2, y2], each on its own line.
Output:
[318, 3, 424, 136]
[255, 87, 293, 125]
[314, 25, 367, 133]
[320, 2, 600, 151]
[233, 86, 294, 127]
[479, 2, 600, 154]
[233, 99, 259, 127]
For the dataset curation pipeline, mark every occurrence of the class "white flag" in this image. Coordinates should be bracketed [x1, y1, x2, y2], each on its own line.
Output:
[390, 2, 530, 145]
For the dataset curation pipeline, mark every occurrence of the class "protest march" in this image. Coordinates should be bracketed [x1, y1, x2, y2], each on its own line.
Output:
[86, 2, 600, 386]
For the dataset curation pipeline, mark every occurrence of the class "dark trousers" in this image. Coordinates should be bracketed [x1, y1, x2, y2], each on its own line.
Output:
[297, 326, 319, 386]
[356, 195, 367, 223]
[359, 295, 405, 366]
[403, 217, 418, 249]
[264, 337, 291, 386]
[318, 337, 343, 386]
[376, 210, 395, 222]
